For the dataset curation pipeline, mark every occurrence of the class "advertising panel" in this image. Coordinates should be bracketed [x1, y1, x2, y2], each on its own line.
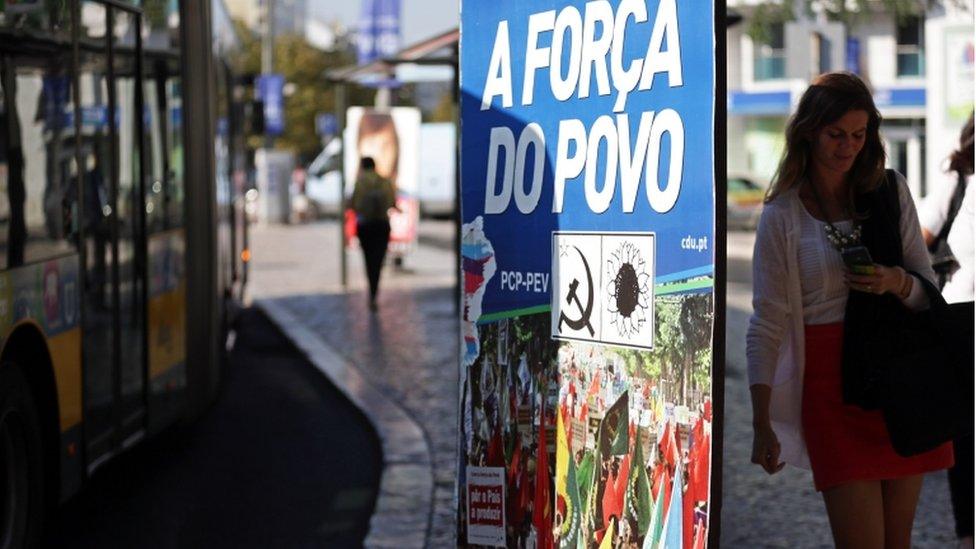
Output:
[255, 74, 285, 136]
[459, 1, 718, 547]
[343, 106, 421, 254]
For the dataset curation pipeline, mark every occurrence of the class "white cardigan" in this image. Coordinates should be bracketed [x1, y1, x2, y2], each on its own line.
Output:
[746, 173, 937, 469]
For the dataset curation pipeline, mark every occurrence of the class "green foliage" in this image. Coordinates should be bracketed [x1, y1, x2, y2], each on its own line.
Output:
[430, 91, 458, 123]
[233, 20, 375, 161]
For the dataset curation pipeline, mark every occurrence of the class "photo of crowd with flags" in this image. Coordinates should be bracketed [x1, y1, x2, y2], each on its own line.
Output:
[459, 313, 561, 548]
[554, 332, 713, 549]
[459, 291, 713, 548]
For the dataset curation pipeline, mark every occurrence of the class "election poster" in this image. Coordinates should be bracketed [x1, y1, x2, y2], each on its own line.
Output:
[458, 1, 719, 548]
[343, 106, 421, 256]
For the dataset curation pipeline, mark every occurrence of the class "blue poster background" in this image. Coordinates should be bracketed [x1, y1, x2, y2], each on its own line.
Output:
[461, 0, 715, 318]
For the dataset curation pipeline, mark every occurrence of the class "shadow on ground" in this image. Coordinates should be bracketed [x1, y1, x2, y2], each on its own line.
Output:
[47, 308, 382, 548]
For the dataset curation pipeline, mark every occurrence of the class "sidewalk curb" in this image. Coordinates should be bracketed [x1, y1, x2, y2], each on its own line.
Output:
[256, 298, 433, 549]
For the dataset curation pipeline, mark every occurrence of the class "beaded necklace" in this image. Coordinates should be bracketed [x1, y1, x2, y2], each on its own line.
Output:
[807, 179, 861, 251]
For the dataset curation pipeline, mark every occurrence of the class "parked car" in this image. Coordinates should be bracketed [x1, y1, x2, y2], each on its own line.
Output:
[727, 174, 765, 230]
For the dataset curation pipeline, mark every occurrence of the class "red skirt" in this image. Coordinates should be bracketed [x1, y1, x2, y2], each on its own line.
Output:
[801, 322, 954, 492]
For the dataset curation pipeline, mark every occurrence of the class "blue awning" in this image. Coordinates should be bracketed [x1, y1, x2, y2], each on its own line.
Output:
[873, 87, 926, 108]
[728, 90, 791, 115]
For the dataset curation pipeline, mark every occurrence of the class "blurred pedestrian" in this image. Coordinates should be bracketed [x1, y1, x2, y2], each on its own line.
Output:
[350, 156, 396, 311]
[918, 112, 974, 549]
[747, 72, 953, 548]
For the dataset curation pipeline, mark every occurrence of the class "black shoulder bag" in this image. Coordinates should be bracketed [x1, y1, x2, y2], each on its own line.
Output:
[842, 170, 974, 457]
[928, 172, 968, 289]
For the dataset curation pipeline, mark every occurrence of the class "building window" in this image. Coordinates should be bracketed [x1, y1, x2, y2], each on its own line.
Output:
[754, 23, 786, 81]
[896, 16, 924, 77]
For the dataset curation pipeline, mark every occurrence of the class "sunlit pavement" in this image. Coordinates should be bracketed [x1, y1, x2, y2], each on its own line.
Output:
[249, 220, 957, 548]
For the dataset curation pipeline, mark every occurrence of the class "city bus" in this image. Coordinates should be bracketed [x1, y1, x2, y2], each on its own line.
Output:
[0, 0, 248, 544]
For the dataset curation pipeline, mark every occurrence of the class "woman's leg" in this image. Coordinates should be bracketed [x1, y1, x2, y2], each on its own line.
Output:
[880, 474, 924, 549]
[822, 480, 885, 549]
[357, 223, 380, 302]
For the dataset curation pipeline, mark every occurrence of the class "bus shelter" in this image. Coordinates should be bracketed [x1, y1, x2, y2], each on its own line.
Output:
[326, 28, 461, 303]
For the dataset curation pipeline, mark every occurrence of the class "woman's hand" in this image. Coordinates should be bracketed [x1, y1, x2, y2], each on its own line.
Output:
[751, 423, 786, 474]
[844, 264, 907, 296]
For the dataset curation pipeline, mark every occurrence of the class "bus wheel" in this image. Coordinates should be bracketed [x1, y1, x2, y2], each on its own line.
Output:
[0, 364, 44, 549]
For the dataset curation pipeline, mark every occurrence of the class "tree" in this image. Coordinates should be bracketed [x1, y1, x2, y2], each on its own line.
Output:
[234, 21, 375, 161]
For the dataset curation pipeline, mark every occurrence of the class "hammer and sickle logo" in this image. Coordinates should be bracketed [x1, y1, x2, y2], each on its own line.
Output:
[558, 246, 595, 336]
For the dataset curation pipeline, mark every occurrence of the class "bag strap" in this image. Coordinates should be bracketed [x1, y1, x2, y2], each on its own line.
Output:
[884, 169, 904, 263]
[930, 171, 968, 252]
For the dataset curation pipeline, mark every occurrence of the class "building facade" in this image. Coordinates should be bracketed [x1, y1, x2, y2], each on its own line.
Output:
[727, 0, 974, 198]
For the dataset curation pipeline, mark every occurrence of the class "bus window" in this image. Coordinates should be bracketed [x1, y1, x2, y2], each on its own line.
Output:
[165, 74, 183, 228]
[0, 52, 77, 270]
[144, 65, 165, 234]
[0, 1, 71, 42]
[113, 8, 147, 438]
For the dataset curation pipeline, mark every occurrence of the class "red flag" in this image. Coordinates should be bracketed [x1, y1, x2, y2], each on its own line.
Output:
[652, 460, 666, 500]
[508, 436, 525, 527]
[659, 421, 681, 469]
[533, 399, 554, 549]
[586, 372, 602, 398]
[688, 431, 711, 503]
[662, 466, 674, 517]
[487, 425, 505, 467]
[602, 452, 631, 526]
[508, 435, 522, 486]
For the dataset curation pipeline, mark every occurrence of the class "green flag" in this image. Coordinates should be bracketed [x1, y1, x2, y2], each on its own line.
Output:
[599, 392, 629, 456]
[559, 451, 582, 548]
[577, 450, 595, 512]
[625, 431, 653, 537]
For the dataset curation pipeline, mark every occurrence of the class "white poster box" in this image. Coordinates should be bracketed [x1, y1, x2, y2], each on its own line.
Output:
[466, 466, 506, 547]
[551, 232, 656, 350]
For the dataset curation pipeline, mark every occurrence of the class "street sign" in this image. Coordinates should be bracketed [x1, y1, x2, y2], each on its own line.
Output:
[458, 1, 721, 547]
[255, 74, 285, 136]
[315, 113, 337, 137]
[356, 0, 401, 65]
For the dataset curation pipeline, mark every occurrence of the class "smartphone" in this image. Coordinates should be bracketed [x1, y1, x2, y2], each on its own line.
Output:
[841, 245, 875, 274]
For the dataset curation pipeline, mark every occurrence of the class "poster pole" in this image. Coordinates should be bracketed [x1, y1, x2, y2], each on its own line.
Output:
[335, 82, 348, 288]
[452, 53, 461, 315]
[710, 1, 729, 546]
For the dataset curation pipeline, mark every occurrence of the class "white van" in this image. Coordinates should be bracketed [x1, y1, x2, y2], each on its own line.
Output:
[304, 136, 344, 215]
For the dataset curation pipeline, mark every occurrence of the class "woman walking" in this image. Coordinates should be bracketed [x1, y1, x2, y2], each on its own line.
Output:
[350, 156, 397, 311]
[747, 72, 953, 548]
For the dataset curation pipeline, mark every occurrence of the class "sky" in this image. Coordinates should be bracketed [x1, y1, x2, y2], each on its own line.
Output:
[308, 0, 459, 46]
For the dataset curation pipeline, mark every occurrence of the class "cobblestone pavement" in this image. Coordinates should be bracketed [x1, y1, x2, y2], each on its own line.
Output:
[249, 221, 959, 548]
[722, 231, 956, 549]
[248, 219, 459, 547]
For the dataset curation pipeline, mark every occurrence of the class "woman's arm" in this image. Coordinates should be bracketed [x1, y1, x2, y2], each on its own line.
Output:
[746, 203, 791, 475]
[746, 204, 791, 387]
[750, 384, 785, 474]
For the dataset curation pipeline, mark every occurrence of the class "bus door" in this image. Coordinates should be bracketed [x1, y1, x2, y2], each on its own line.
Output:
[79, 1, 147, 469]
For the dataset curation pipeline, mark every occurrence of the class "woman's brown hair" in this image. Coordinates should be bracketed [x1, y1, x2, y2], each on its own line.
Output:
[948, 112, 974, 176]
[765, 72, 887, 208]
